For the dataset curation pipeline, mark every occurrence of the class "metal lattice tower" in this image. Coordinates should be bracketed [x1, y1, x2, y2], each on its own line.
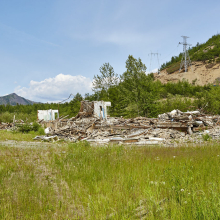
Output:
[149, 52, 161, 74]
[179, 36, 192, 72]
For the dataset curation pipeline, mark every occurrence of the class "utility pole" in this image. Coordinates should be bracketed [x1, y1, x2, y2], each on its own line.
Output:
[149, 52, 161, 74]
[179, 36, 192, 72]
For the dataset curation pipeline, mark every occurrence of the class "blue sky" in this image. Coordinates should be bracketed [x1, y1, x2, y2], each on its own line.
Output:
[0, 0, 219, 102]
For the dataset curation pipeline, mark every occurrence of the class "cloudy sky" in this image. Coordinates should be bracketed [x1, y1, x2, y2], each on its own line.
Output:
[0, 0, 219, 102]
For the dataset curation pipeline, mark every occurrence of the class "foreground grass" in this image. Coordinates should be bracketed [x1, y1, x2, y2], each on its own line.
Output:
[0, 130, 41, 142]
[1, 142, 220, 219]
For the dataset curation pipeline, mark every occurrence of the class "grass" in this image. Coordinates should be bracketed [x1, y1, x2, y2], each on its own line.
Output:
[0, 125, 45, 142]
[1, 141, 220, 219]
[0, 130, 40, 142]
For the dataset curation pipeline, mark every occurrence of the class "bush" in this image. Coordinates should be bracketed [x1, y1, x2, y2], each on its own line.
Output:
[202, 133, 211, 141]
[0, 112, 13, 123]
[18, 124, 32, 133]
[38, 127, 45, 135]
[32, 122, 40, 131]
[18, 122, 44, 134]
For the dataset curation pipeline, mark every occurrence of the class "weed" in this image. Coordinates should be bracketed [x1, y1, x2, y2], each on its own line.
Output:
[38, 127, 45, 135]
[202, 133, 212, 141]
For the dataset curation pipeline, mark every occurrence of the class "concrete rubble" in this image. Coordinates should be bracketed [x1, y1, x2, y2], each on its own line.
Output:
[1, 101, 220, 145]
[38, 106, 220, 145]
[0, 122, 13, 130]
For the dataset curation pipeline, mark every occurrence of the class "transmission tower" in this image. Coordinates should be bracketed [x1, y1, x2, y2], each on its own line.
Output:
[179, 36, 192, 72]
[149, 52, 161, 74]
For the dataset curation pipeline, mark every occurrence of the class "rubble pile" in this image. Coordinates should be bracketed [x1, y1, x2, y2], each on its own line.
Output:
[0, 122, 13, 130]
[39, 109, 220, 145]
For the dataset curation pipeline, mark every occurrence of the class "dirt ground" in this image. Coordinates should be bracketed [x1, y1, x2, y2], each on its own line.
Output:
[154, 61, 220, 85]
[0, 140, 58, 148]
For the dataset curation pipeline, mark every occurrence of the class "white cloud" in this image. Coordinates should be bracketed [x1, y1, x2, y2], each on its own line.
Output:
[146, 68, 159, 74]
[15, 74, 93, 102]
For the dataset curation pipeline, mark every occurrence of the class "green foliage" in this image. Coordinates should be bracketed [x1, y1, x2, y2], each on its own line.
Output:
[38, 127, 45, 135]
[32, 122, 40, 131]
[0, 111, 13, 123]
[92, 62, 118, 93]
[202, 133, 212, 141]
[18, 123, 33, 133]
[2, 143, 220, 218]
[166, 61, 181, 74]
[161, 34, 220, 72]
[68, 93, 83, 117]
[0, 51, 220, 120]
[18, 122, 44, 134]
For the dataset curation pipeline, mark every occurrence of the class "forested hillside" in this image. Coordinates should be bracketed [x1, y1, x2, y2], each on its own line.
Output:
[160, 34, 220, 74]
[2, 33, 220, 122]
[1, 53, 220, 123]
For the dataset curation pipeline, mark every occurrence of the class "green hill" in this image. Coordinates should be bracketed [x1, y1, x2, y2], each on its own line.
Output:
[0, 93, 36, 105]
[161, 34, 220, 74]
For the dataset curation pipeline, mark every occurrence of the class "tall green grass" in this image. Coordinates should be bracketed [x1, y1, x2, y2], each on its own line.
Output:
[1, 142, 220, 219]
[0, 111, 37, 123]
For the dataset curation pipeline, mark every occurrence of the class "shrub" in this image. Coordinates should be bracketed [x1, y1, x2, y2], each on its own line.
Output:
[18, 122, 43, 134]
[18, 124, 32, 133]
[202, 133, 211, 141]
[38, 127, 45, 135]
[32, 122, 40, 131]
[0, 112, 13, 123]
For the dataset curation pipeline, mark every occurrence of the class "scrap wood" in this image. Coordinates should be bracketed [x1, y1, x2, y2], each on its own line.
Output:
[32, 108, 220, 145]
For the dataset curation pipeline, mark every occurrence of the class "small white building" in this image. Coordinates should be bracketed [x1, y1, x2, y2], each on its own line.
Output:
[38, 109, 59, 121]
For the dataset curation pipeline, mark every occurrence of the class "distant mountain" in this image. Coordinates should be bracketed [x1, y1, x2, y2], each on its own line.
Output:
[0, 93, 37, 105]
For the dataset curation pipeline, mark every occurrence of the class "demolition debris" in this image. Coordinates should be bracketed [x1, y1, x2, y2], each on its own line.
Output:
[1, 100, 220, 145]
[37, 102, 220, 145]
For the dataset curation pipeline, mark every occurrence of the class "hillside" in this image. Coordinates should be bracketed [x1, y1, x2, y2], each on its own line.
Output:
[156, 34, 220, 85]
[0, 93, 36, 105]
[154, 61, 220, 86]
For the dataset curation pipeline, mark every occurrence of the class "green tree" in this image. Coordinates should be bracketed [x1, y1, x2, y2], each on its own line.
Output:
[120, 55, 158, 117]
[92, 63, 119, 96]
[69, 93, 83, 117]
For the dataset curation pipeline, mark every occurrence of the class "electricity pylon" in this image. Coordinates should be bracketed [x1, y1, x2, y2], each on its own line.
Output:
[149, 52, 161, 74]
[179, 36, 192, 72]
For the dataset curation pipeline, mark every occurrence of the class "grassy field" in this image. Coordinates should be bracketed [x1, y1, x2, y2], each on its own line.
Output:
[0, 130, 39, 142]
[1, 140, 220, 219]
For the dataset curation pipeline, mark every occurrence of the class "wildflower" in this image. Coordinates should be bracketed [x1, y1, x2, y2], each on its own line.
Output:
[161, 181, 165, 185]
[155, 157, 160, 160]
[173, 156, 176, 158]
[184, 201, 187, 204]
[217, 155, 219, 157]
[181, 189, 184, 192]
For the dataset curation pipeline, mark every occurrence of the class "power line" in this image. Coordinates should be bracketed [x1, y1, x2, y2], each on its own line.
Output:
[148, 51, 161, 74]
[179, 36, 192, 72]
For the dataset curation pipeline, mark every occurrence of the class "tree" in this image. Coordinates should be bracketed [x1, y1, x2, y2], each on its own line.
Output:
[92, 63, 118, 94]
[120, 55, 151, 116]
[69, 93, 83, 117]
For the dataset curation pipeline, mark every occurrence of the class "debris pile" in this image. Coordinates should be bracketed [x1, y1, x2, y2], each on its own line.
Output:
[38, 109, 220, 145]
[0, 122, 13, 130]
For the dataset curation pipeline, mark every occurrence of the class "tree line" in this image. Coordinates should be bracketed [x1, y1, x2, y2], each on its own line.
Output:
[0, 54, 220, 123]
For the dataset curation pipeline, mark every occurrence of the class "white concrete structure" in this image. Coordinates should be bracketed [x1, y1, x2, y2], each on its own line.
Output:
[38, 109, 59, 121]
[93, 101, 111, 119]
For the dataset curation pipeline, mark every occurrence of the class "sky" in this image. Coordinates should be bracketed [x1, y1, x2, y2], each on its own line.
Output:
[0, 0, 219, 102]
